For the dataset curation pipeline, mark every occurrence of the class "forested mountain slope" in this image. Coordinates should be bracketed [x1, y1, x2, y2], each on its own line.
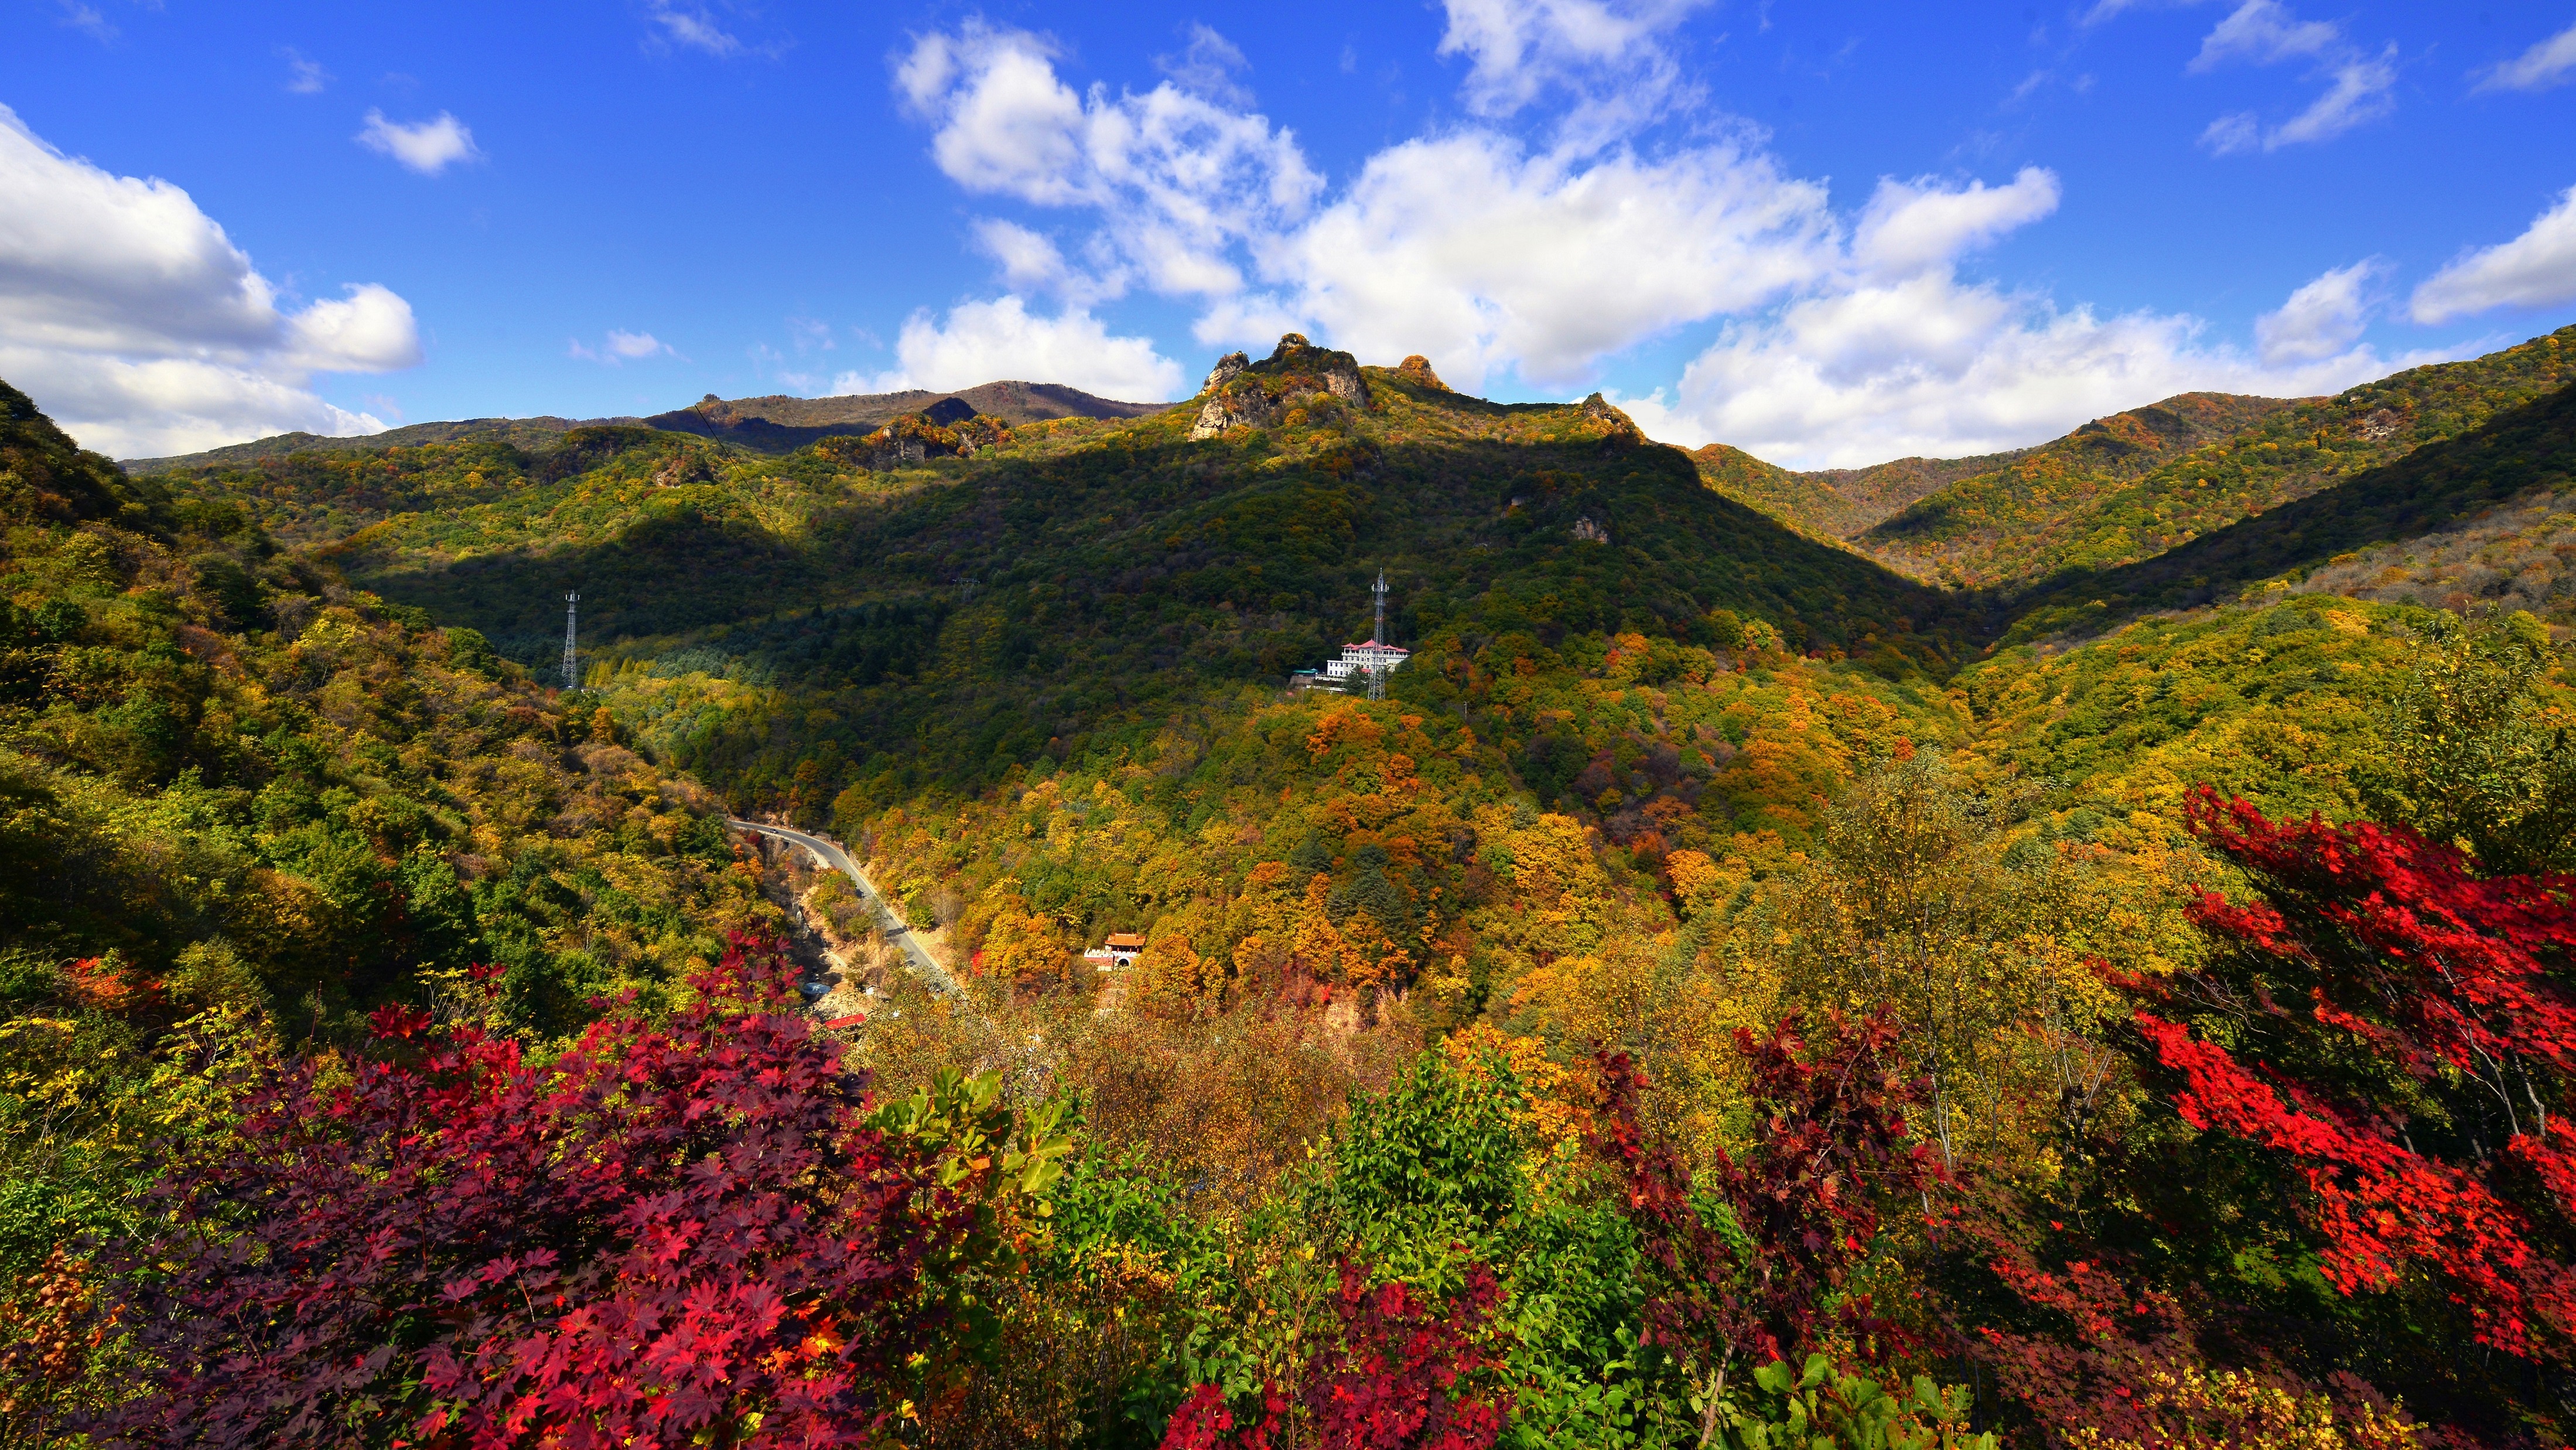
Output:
[23, 315, 2576, 1446]
[217, 335, 1963, 808]
[1850, 391, 2295, 583]
[118, 413, 638, 475]
[1690, 441, 2028, 541]
[647, 379, 1163, 452]
[2002, 370, 2576, 642]
[1867, 327, 2575, 588]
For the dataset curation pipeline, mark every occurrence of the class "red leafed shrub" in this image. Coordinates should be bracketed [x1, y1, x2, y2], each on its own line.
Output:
[1160, 1260, 1509, 1450]
[1593, 1011, 1941, 1384]
[2139, 789, 2576, 1361]
[95, 935, 1067, 1449]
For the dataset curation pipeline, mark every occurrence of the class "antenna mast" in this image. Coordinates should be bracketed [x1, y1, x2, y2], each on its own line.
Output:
[562, 592, 580, 691]
[1368, 570, 1388, 702]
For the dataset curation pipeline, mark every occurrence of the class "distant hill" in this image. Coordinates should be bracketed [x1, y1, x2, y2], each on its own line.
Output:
[2001, 368, 2576, 643]
[1857, 391, 2300, 585]
[1690, 443, 2029, 541]
[645, 380, 1164, 452]
[120, 415, 638, 474]
[1864, 334, 2576, 589]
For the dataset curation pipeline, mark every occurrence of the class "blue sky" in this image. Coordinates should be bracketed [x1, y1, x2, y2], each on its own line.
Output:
[5, 1, 2575, 464]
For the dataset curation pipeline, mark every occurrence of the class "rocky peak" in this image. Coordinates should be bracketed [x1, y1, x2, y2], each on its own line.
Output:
[921, 396, 978, 427]
[1201, 352, 1249, 395]
[1395, 355, 1449, 391]
[1185, 334, 1374, 440]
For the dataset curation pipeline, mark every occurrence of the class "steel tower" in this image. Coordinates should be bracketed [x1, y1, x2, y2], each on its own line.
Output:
[562, 592, 580, 690]
[1368, 570, 1388, 701]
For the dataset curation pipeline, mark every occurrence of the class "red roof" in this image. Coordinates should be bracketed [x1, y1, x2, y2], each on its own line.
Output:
[1105, 932, 1146, 948]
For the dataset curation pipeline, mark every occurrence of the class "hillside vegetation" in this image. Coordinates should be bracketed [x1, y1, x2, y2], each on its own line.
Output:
[1692, 442, 2030, 541]
[262, 336, 1967, 810]
[1863, 327, 2576, 588]
[0, 378, 778, 1289]
[11, 326, 2576, 1447]
[2004, 367, 2576, 642]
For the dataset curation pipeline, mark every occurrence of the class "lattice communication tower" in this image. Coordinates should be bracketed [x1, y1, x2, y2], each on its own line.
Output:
[1368, 569, 1389, 701]
[562, 592, 580, 691]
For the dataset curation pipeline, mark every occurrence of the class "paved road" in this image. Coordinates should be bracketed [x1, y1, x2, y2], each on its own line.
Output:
[728, 818, 962, 998]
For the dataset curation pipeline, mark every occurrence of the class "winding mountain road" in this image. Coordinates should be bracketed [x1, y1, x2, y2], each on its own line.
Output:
[727, 818, 962, 998]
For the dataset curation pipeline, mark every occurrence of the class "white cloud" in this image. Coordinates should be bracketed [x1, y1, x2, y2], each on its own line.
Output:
[569, 330, 675, 364]
[1156, 23, 1254, 108]
[1437, 0, 1707, 138]
[2411, 185, 2576, 323]
[2254, 258, 2380, 364]
[649, 2, 742, 57]
[2186, 1, 2395, 153]
[2473, 19, 2576, 94]
[1256, 131, 1835, 390]
[839, 296, 1184, 403]
[2267, 46, 2397, 148]
[889, 13, 2452, 469]
[2188, 0, 2339, 69]
[357, 110, 481, 175]
[2199, 111, 2261, 154]
[897, 22, 1321, 301]
[1851, 167, 2060, 278]
[1617, 262, 2442, 468]
[0, 104, 419, 457]
[59, 2, 115, 42]
[972, 217, 1081, 296]
[282, 49, 330, 94]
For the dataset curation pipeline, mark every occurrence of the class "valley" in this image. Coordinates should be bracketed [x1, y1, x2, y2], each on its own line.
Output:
[7, 324, 2575, 1446]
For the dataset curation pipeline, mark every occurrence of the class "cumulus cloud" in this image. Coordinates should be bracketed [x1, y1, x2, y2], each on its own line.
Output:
[890, 11, 2453, 467]
[1156, 23, 1254, 108]
[1851, 168, 2060, 278]
[838, 296, 1184, 403]
[357, 110, 481, 175]
[0, 104, 419, 457]
[1617, 260, 2440, 468]
[569, 330, 675, 364]
[1257, 132, 1834, 390]
[2474, 19, 2576, 94]
[1436, 0, 1711, 142]
[2411, 185, 2576, 323]
[2254, 258, 2382, 364]
[897, 22, 1320, 301]
[2187, 1, 2395, 153]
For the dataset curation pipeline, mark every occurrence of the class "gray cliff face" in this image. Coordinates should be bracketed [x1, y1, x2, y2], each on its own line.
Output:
[1185, 333, 1372, 441]
[1200, 352, 1250, 394]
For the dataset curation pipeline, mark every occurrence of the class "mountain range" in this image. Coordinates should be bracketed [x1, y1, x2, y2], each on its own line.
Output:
[9, 319, 2576, 1444]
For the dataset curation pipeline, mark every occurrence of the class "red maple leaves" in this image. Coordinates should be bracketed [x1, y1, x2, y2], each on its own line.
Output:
[1594, 1014, 1941, 1378]
[99, 935, 1044, 1448]
[2134, 788, 2576, 1361]
[1160, 1261, 1509, 1450]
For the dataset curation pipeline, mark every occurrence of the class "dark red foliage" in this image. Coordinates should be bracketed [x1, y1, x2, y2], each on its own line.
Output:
[1956, 1200, 2205, 1442]
[1161, 1261, 1508, 1450]
[1592, 1011, 1941, 1377]
[2137, 790, 2576, 1360]
[96, 935, 1015, 1449]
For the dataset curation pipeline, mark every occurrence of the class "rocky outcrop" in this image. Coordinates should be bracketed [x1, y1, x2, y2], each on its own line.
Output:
[1395, 355, 1449, 391]
[818, 405, 1013, 472]
[1187, 333, 1372, 441]
[1200, 352, 1250, 394]
[1188, 390, 1282, 439]
[1579, 392, 1645, 449]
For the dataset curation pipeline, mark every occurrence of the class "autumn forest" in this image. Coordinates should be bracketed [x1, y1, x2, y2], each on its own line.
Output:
[4, 325, 2576, 1448]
